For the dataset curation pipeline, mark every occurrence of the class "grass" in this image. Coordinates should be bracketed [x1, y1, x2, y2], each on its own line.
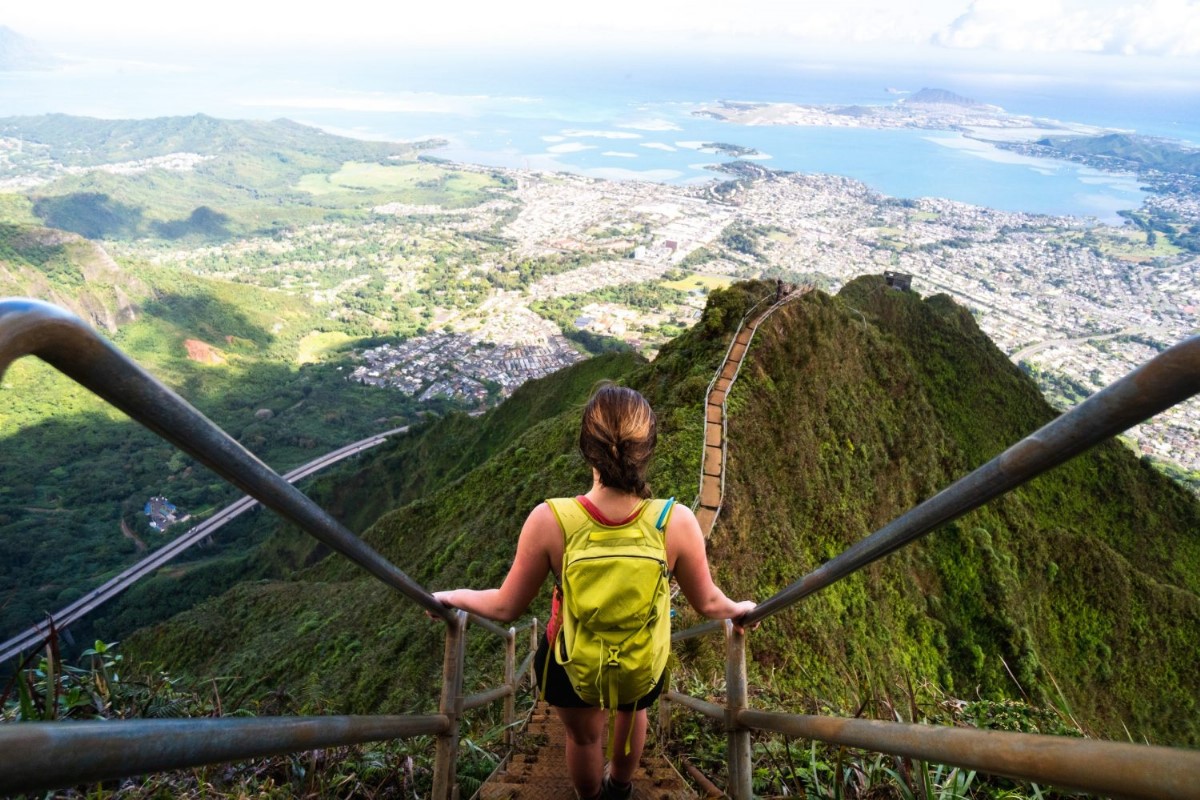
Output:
[0, 192, 39, 225]
[1093, 228, 1184, 261]
[297, 330, 362, 364]
[296, 161, 499, 207]
[661, 273, 734, 292]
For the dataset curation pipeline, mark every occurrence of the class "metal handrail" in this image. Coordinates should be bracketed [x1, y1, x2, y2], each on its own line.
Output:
[736, 707, 1200, 800]
[0, 713, 449, 796]
[0, 427, 409, 665]
[0, 298, 538, 797]
[664, 330, 1200, 798]
[675, 332, 1200, 641]
[468, 613, 511, 640]
[662, 688, 1200, 800]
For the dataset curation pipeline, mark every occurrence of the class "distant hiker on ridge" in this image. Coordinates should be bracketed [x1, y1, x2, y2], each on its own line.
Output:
[434, 384, 755, 800]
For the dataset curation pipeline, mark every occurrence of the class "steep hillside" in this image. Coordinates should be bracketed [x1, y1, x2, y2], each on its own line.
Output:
[121, 281, 762, 707]
[703, 278, 1200, 745]
[0, 229, 452, 645]
[0, 222, 140, 330]
[124, 279, 1200, 745]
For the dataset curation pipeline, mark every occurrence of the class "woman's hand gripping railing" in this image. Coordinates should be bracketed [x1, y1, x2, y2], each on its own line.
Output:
[674, 332, 1200, 642]
[0, 298, 452, 623]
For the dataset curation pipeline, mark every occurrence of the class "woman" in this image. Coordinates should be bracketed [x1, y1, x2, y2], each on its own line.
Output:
[434, 384, 755, 800]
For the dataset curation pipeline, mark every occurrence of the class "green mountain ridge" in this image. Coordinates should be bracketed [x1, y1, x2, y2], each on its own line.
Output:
[0, 114, 452, 241]
[123, 278, 1200, 747]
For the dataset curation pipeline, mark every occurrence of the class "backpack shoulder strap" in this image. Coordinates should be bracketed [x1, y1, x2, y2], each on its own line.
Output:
[545, 497, 592, 554]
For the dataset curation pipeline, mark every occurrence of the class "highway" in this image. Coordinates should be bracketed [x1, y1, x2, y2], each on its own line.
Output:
[0, 425, 410, 666]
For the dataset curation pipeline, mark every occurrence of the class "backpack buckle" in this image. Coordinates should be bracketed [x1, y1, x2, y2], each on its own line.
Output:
[606, 646, 621, 667]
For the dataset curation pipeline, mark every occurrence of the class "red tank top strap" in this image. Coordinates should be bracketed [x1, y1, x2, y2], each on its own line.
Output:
[575, 495, 642, 527]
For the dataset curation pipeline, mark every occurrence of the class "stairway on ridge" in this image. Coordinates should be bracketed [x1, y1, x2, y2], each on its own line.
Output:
[478, 703, 697, 800]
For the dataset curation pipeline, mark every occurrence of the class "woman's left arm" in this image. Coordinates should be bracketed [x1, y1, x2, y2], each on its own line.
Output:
[432, 502, 556, 623]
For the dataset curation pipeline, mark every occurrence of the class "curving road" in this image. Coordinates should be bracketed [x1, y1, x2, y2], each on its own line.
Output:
[0, 426, 410, 666]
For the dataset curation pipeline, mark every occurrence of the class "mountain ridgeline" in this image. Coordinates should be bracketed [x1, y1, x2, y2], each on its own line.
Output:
[125, 278, 1200, 746]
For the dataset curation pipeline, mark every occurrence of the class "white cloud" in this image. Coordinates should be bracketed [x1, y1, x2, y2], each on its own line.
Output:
[602, 151, 639, 158]
[641, 142, 678, 152]
[547, 142, 597, 154]
[7, 0, 1198, 66]
[935, 0, 1200, 57]
[238, 90, 514, 115]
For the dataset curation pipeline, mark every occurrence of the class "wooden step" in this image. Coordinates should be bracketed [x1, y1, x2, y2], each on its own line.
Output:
[480, 704, 697, 800]
[702, 444, 722, 477]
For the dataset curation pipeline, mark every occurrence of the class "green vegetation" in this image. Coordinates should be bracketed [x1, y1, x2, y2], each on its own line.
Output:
[297, 330, 361, 363]
[1039, 133, 1200, 177]
[531, 281, 691, 354]
[2, 639, 494, 797]
[1118, 207, 1200, 254]
[117, 279, 1200, 756]
[297, 161, 504, 207]
[0, 114, 456, 242]
[1092, 225, 1184, 261]
[660, 273, 732, 292]
[0, 193, 38, 225]
[720, 224, 764, 259]
[701, 142, 760, 158]
[0, 230, 471, 647]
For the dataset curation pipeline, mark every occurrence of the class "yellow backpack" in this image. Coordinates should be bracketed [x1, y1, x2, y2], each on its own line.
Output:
[546, 496, 675, 715]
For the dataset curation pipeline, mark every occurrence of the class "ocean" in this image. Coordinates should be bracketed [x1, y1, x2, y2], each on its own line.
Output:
[3, 50, 1197, 224]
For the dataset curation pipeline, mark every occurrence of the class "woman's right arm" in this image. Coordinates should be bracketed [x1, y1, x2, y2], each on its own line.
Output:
[432, 502, 557, 623]
[668, 506, 756, 625]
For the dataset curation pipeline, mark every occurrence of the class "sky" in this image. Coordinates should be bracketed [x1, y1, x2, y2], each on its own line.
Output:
[5, 0, 1200, 66]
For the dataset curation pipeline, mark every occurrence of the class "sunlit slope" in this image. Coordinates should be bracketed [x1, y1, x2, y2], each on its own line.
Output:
[704, 277, 1200, 745]
[0, 222, 141, 330]
[126, 279, 1200, 745]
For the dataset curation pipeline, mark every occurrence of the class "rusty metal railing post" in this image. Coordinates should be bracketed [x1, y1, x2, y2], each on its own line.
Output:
[503, 626, 516, 745]
[658, 669, 672, 743]
[724, 620, 752, 800]
[529, 617, 539, 692]
[433, 609, 468, 800]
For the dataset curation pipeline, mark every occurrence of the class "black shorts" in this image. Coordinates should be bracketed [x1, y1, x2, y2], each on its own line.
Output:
[534, 634, 665, 711]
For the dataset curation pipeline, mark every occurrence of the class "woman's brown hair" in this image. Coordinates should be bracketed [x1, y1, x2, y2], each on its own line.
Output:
[579, 384, 657, 498]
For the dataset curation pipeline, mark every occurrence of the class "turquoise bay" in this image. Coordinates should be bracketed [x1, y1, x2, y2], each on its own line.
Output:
[0, 54, 1166, 223]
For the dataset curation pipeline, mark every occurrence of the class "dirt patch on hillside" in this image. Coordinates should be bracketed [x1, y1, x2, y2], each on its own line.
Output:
[184, 339, 226, 365]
